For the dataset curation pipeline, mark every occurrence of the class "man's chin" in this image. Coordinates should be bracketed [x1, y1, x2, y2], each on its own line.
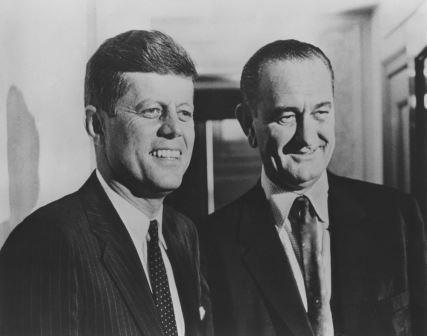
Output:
[271, 170, 323, 191]
[151, 176, 184, 193]
[126, 176, 183, 198]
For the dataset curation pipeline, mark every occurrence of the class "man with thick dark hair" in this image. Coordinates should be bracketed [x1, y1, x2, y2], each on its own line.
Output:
[0, 30, 211, 336]
[200, 39, 427, 336]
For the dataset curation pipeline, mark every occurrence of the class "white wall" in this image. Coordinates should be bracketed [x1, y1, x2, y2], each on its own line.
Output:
[0, 0, 93, 246]
[0, 0, 153, 246]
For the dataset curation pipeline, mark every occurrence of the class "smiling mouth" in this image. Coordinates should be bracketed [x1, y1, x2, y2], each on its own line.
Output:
[289, 145, 325, 157]
[296, 146, 319, 155]
[150, 149, 182, 160]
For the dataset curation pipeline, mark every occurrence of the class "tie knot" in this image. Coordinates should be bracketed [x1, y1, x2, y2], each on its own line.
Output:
[149, 220, 159, 243]
[289, 195, 314, 222]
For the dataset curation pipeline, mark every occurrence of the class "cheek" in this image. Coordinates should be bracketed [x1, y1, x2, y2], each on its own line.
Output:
[110, 121, 152, 158]
[114, 126, 136, 153]
[318, 120, 335, 142]
[183, 124, 195, 149]
[268, 125, 295, 148]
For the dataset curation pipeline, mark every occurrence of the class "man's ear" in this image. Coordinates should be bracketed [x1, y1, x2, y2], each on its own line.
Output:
[235, 103, 257, 148]
[85, 105, 104, 146]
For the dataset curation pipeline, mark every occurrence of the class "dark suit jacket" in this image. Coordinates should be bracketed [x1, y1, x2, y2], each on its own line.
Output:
[0, 172, 212, 336]
[200, 173, 427, 336]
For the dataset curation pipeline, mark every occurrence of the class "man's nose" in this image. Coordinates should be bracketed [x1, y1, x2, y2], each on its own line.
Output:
[295, 115, 317, 146]
[158, 108, 183, 139]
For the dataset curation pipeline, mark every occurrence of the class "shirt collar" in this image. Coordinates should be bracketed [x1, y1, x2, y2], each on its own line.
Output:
[260, 167, 329, 227]
[96, 169, 167, 249]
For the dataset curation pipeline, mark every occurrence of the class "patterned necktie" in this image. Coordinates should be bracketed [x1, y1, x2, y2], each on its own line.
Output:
[148, 220, 178, 336]
[289, 196, 333, 336]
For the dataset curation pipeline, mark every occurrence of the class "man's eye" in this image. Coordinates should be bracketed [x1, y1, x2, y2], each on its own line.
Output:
[138, 107, 163, 119]
[177, 110, 194, 122]
[314, 110, 329, 119]
[277, 113, 296, 124]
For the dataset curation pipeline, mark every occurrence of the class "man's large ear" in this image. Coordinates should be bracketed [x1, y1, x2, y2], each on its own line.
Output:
[85, 105, 104, 146]
[235, 103, 257, 148]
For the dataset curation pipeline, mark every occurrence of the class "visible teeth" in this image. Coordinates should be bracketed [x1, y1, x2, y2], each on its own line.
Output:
[299, 146, 316, 154]
[150, 149, 181, 159]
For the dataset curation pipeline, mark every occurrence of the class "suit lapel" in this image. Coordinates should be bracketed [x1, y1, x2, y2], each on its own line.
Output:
[163, 208, 200, 336]
[328, 174, 374, 333]
[239, 184, 313, 336]
[79, 172, 163, 336]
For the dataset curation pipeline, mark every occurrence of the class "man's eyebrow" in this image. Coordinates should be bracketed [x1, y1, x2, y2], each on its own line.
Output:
[133, 99, 157, 110]
[272, 106, 300, 114]
[314, 102, 332, 109]
[177, 102, 194, 108]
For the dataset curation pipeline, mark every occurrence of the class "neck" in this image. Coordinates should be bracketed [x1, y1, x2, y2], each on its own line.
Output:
[261, 167, 322, 195]
[107, 179, 164, 218]
[97, 165, 165, 218]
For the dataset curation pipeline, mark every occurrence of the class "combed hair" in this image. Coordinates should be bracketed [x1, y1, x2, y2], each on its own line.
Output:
[241, 39, 334, 109]
[84, 30, 197, 114]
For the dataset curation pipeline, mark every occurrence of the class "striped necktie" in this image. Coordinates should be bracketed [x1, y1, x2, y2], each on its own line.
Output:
[289, 195, 333, 336]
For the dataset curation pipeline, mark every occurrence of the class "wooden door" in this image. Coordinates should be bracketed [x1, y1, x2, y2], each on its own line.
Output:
[383, 50, 412, 193]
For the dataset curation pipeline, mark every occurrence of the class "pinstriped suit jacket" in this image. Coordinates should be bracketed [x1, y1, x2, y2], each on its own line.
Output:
[0, 172, 212, 336]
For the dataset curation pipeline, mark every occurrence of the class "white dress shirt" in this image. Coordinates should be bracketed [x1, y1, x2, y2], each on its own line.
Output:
[96, 170, 185, 336]
[260, 168, 332, 315]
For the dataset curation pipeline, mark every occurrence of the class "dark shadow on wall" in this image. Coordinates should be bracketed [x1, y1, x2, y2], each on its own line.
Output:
[1, 85, 40, 247]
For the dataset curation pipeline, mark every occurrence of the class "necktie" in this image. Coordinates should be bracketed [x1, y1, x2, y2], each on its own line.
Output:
[289, 196, 333, 336]
[148, 220, 178, 336]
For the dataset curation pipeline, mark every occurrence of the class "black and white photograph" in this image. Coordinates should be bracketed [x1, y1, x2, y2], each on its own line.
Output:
[0, 0, 426, 335]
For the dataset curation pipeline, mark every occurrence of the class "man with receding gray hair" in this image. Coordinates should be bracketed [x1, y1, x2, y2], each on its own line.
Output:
[200, 39, 427, 336]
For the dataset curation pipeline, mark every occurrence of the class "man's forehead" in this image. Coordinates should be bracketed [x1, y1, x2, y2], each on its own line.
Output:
[257, 59, 333, 102]
[120, 72, 194, 99]
[122, 71, 193, 85]
[260, 58, 331, 84]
